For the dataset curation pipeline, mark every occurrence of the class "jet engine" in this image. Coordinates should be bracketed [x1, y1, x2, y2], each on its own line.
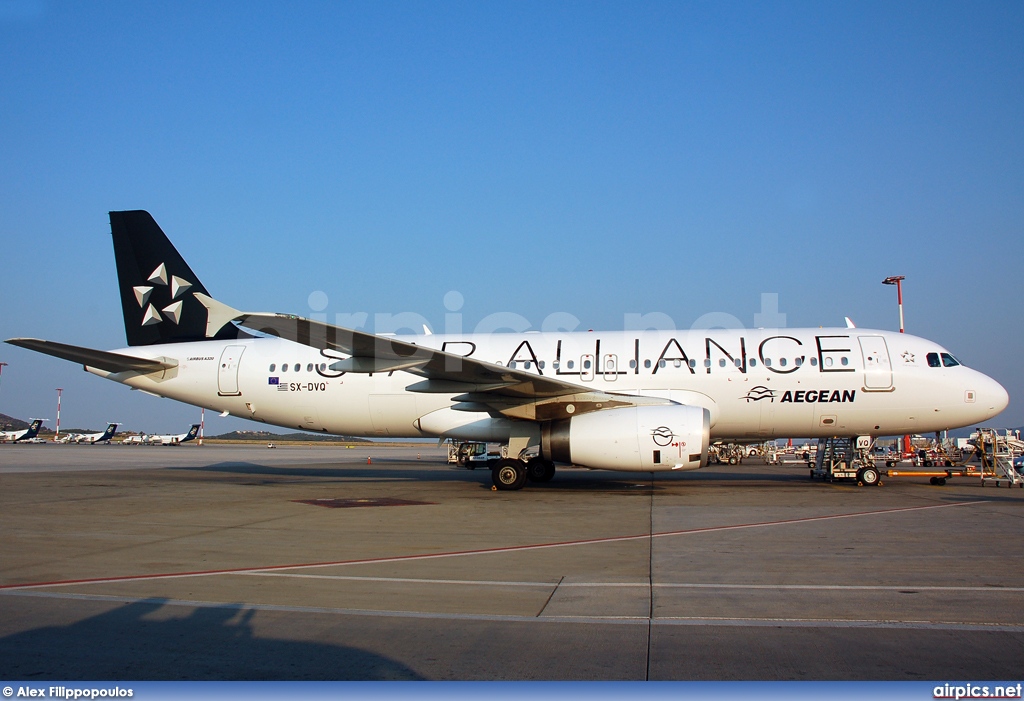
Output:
[541, 404, 710, 471]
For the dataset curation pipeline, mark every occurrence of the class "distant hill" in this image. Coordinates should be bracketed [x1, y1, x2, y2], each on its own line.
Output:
[0, 413, 30, 431]
[209, 430, 372, 443]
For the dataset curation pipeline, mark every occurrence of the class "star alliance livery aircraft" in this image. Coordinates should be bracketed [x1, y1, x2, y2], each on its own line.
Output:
[7, 211, 1009, 490]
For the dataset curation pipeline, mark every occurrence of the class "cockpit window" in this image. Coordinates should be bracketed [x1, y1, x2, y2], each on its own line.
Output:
[941, 353, 961, 367]
[926, 352, 941, 368]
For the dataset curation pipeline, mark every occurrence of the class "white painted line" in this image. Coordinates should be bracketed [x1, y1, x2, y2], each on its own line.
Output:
[238, 572, 1024, 593]
[3, 589, 1022, 632]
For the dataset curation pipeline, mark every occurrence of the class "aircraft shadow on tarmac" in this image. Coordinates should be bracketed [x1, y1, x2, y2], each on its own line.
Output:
[0, 597, 423, 680]
[175, 460, 811, 492]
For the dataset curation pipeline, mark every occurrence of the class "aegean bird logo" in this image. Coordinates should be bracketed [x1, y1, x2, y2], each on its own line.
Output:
[651, 426, 675, 446]
[132, 262, 193, 327]
[742, 386, 776, 402]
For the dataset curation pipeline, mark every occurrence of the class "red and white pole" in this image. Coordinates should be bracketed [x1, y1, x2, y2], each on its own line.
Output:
[200, 407, 205, 446]
[55, 387, 63, 441]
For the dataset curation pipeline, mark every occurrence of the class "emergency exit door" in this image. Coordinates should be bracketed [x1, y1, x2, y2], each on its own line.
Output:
[218, 345, 245, 396]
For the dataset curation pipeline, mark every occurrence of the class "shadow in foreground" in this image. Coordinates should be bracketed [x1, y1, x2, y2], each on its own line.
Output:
[0, 597, 423, 680]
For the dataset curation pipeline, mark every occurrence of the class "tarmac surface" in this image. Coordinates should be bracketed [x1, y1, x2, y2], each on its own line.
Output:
[0, 443, 1022, 680]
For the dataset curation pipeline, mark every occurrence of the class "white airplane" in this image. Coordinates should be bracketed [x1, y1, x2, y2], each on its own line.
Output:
[62, 422, 120, 444]
[120, 424, 200, 445]
[0, 419, 45, 443]
[6, 211, 1009, 489]
[147, 424, 201, 446]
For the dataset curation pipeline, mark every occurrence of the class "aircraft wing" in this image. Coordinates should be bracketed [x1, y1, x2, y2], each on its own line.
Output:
[236, 313, 671, 421]
[6, 339, 178, 374]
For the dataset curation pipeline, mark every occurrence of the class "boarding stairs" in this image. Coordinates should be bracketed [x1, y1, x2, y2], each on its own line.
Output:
[973, 428, 1024, 488]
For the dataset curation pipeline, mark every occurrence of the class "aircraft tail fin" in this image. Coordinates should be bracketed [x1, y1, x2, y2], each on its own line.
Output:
[109, 211, 247, 346]
[21, 419, 43, 440]
[182, 424, 201, 443]
[98, 423, 119, 441]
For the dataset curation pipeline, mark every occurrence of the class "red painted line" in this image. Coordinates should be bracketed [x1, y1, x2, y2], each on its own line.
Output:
[0, 500, 983, 592]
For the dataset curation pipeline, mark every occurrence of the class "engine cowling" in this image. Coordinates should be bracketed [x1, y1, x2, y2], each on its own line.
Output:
[541, 404, 710, 472]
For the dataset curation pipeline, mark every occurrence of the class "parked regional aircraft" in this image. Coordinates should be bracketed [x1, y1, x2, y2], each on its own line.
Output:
[147, 424, 201, 445]
[0, 419, 45, 443]
[121, 424, 200, 445]
[6, 211, 1010, 489]
[61, 422, 120, 444]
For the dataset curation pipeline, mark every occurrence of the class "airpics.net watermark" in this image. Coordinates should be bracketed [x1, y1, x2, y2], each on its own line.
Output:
[303, 291, 790, 336]
[934, 683, 1023, 699]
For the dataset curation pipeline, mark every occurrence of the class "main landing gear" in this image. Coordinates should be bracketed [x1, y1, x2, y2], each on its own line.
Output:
[491, 457, 556, 491]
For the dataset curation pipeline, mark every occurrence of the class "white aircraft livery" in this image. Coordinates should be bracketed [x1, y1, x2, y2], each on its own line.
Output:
[1, 419, 45, 443]
[62, 422, 119, 444]
[7, 211, 1009, 489]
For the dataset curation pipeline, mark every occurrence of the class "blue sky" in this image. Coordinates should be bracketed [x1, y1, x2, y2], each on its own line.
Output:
[1, 1, 1021, 434]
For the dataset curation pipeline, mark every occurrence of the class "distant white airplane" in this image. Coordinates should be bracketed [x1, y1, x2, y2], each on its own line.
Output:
[7, 210, 1009, 489]
[0, 419, 45, 443]
[146, 423, 201, 446]
[62, 422, 120, 444]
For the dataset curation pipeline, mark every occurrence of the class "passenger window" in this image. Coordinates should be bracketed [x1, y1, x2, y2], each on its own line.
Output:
[644, 359, 651, 369]
[689, 359, 697, 368]
[629, 360, 636, 369]
[840, 357, 849, 366]
[319, 363, 326, 371]
[659, 359, 666, 368]
[553, 361, 560, 370]
[510, 361, 517, 369]
[824, 357, 833, 367]
[779, 358, 787, 367]
[583, 359, 590, 370]
[269, 364, 276, 372]
[941, 353, 960, 367]
[704, 359, 711, 368]
[307, 363, 313, 372]
[734, 358, 742, 367]
[809, 357, 817, 367]
[673, 359, 681, 368]
[294, 364, 300, 372]
[927, 353, 941, 368]
[539, 361, 545, 369]
[719, 358, 726, 367]
[281, 364, 288, 372]
[749, 359, 757, 367]
[567, 360, 574, 369]
[794, 357, 802, 366]
[524, 361, 532, 369]
[763, 358, 770, 367]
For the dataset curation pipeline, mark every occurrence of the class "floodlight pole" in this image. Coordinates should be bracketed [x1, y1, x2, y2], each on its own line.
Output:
[882, 276, 911, 454]
[55, 387, 63, 441]
[882, 275, 905, 333]
[0, 362, 7, 409]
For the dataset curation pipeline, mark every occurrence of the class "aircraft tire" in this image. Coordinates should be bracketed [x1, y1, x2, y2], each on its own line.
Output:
[728, 456, 738, 465]
[492, 459, 527, 491]
[526, 457, 556, 483]
[858, 466, 880, 487]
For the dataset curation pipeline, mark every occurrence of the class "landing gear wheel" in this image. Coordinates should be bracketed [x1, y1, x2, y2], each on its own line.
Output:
[526, 457, 556, 483]
[857, 466, 880, 486]
[492, 459, 527, 491]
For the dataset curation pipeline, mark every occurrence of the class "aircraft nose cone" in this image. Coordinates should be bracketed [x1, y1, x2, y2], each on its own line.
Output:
[991, 378, 1010, 414]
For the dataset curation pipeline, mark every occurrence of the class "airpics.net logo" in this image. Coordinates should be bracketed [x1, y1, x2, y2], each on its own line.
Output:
[934, 683, 1023, 699]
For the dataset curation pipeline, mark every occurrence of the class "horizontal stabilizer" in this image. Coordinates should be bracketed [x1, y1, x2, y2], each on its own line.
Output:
[6, 338, 177, 374]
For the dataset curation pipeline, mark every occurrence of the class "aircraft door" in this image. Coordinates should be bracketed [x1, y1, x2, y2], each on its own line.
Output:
[580, 354, 595, 382]
[217, 345, 245, 396]
[602, 354, 618, 381]
[858, 336, 893, 390]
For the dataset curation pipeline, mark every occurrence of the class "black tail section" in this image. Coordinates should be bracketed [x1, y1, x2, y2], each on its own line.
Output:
[110, 211, 245, 346]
